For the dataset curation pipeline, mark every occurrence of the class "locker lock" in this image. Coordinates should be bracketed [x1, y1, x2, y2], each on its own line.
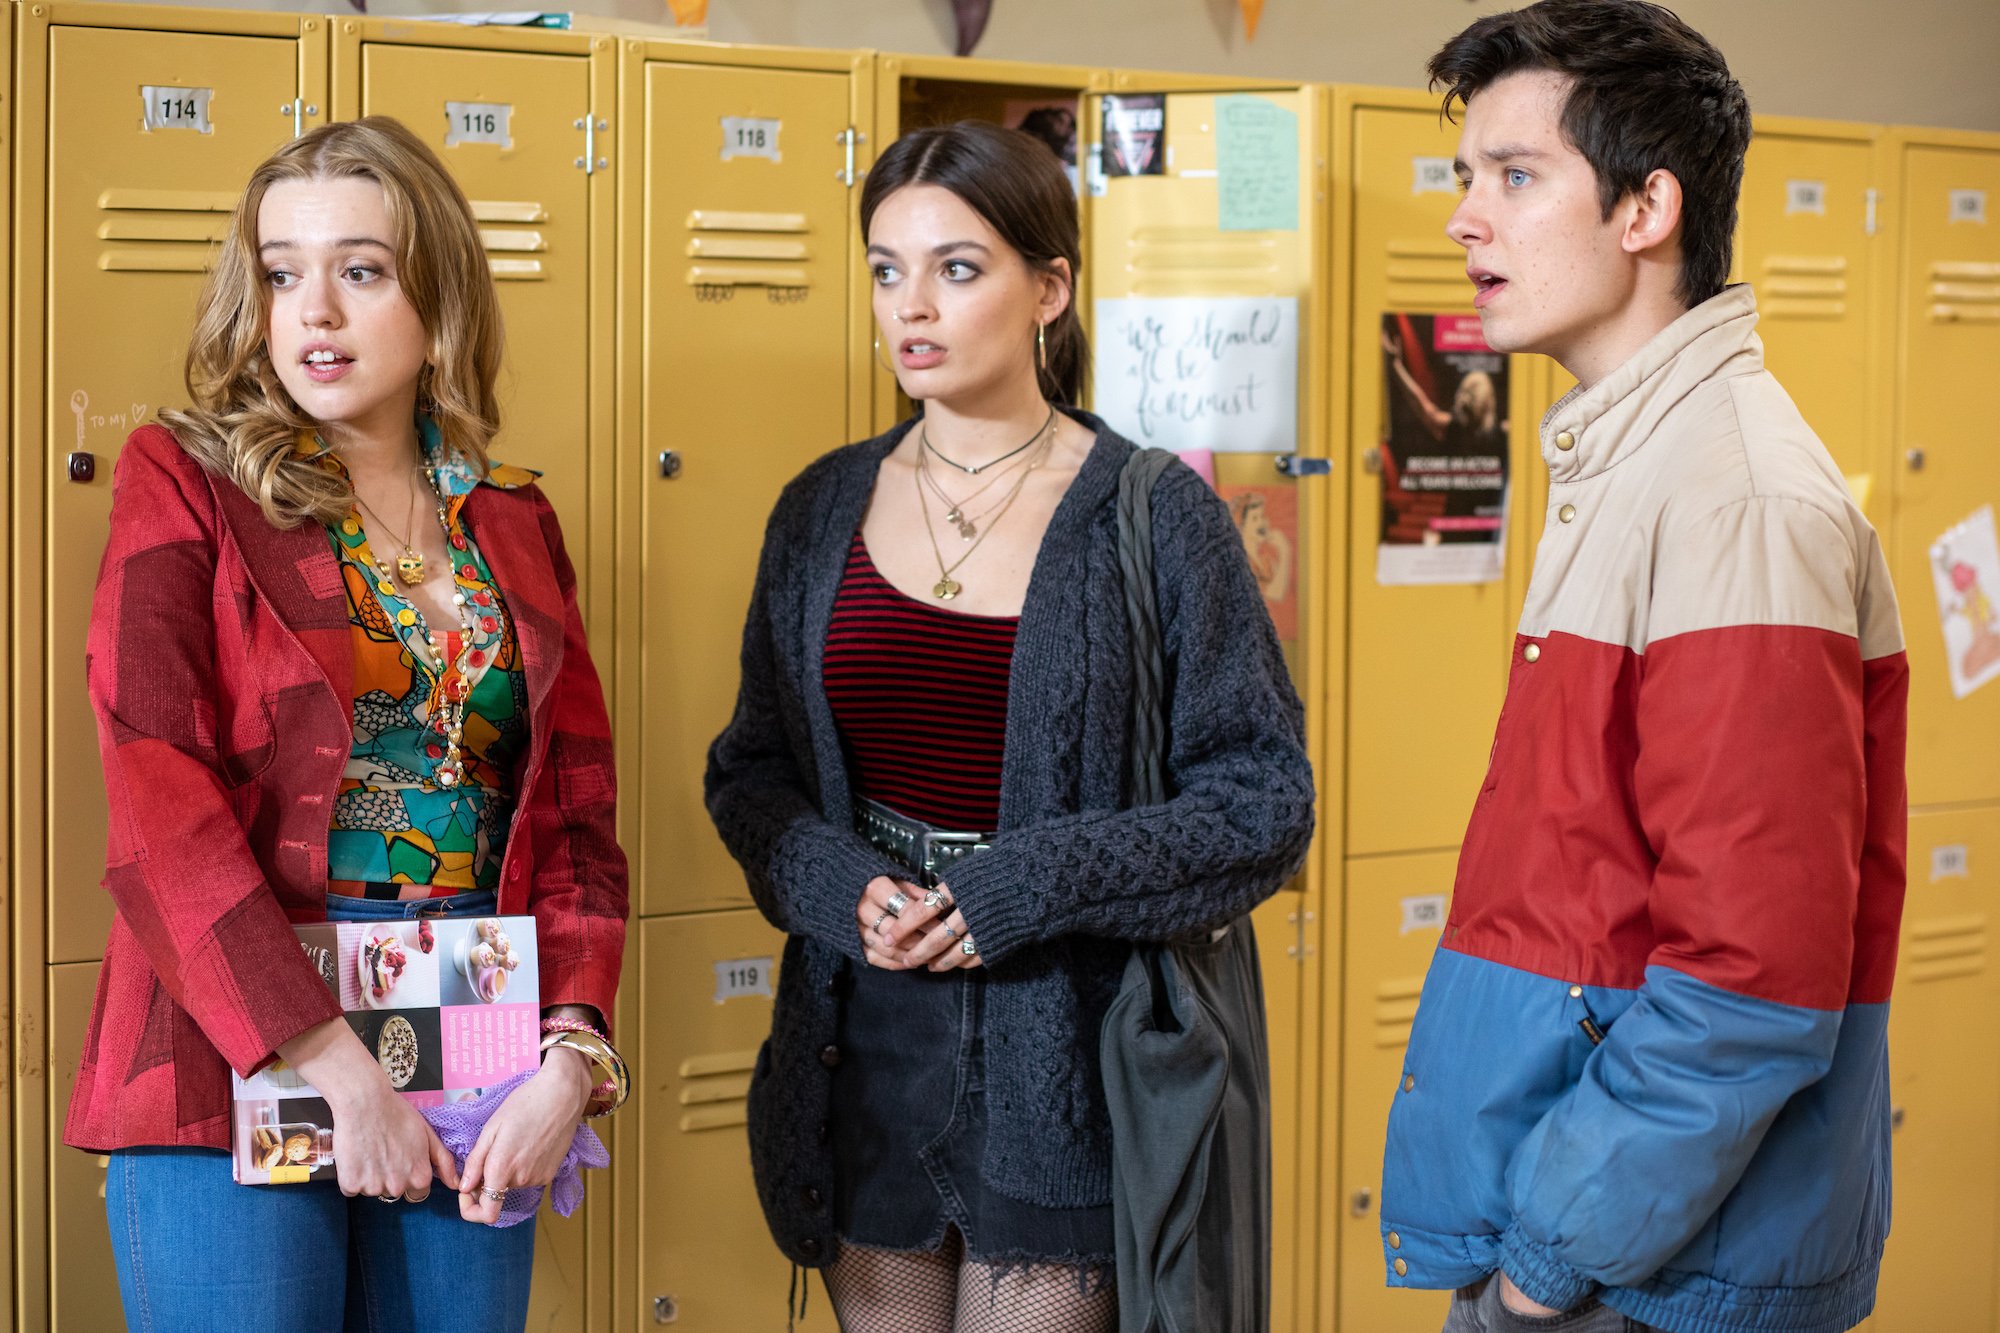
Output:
[652, 1294, 680, 1324]
[1905, 447, 1926, 472]
[1351, 1187, 1373, 1217]
[1891, 1105, 1905, 1132]
[68, 451, 96, 484]
[658, 450, 683, 480]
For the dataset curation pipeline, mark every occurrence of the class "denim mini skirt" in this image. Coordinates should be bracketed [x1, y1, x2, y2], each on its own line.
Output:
[829, 958, 1115, 1266]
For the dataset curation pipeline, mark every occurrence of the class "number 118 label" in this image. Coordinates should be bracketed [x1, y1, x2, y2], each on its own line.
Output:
[721, 116, 783, 164]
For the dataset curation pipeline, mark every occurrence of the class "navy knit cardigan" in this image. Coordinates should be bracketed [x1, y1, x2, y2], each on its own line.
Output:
[705, 410, 1316, 1267]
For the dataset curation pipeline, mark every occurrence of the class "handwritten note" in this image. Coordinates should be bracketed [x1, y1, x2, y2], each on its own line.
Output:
[1217, 96, 1299, 232]
[1093, 297, 1299, 454]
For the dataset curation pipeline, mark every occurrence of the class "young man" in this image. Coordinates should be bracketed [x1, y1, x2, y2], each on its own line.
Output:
[1379, 4, 1909, 1332]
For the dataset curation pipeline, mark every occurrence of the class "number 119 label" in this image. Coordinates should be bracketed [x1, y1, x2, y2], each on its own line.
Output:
[141, 86, 213, 134]
[445, 101, 514, 149]
[714, 956, 775, 1003]
[721, 116, 782, 163]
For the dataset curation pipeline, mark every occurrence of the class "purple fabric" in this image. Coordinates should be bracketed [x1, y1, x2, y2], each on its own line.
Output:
[422, 1068, 609, 1228]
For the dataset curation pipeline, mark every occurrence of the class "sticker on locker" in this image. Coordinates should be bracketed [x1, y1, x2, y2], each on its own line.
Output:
[1785, 180, 1827, 216]
[1400, 895, 1447, 933]
[1412, 157, 1456, 195]
[445, 102, 513, 150]
[713, 957, 774, 1002]
[721, 117, 781, 163]
[141, 86, 213, 134]
[1949, 189, 1988, 225]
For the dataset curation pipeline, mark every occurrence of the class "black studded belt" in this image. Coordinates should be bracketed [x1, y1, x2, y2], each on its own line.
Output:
[854, 797, 994, 888]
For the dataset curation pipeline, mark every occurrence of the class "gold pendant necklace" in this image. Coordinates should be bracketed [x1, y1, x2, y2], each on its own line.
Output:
[914, 423, 1049, 600]
[353, 478, 428, 586]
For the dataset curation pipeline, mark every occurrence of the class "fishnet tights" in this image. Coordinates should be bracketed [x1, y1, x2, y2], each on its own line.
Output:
[822, 1230, 1116, 1333]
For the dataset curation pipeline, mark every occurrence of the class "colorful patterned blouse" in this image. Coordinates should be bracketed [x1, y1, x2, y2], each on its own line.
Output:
[300, 420, 538, 900]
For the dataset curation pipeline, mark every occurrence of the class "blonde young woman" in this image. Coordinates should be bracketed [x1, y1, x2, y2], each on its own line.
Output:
[707, 120, 1314, 1332]
[65, 117, 628, 1330]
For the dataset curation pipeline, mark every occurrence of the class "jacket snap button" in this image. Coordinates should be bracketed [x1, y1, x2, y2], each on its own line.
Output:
[802, 1186, 823, 1208]
[1522, 644, 1541, 664]
[1559, 504, 1577, 524]
[819, 1045, 842, 1069]
[1388, 1232, 1401, 1250]
[1555, 431, 1576, 451]
[1401, 1074, 1416, 1093]
[1393, 1258, 1408, 1277]
[1569, 984, 1584, 998]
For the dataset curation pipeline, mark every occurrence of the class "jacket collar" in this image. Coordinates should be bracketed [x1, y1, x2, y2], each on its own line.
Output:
[1541, 283, 1764, 484]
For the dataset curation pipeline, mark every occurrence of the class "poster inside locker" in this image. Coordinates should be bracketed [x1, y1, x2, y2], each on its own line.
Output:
[1377, 313, 1510, 586]
[1930, 504, 2000, 699]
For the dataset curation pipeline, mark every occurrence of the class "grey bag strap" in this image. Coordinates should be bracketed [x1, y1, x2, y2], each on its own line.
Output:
[1117, 448, 1180, 807]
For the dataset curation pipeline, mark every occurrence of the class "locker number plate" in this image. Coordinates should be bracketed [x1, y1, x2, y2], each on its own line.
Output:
[142, 86, 214, 134]
[445, 102, 514, 150]
[1411, 157, 1456, 195]
[1400, 894, 1447, 934]
[1931, 844, 1970, 882]
[1949, 189, 1988, 225]
[1785, 180, 1826, 217]
[721, 116, 782, 163]
[714, 957, 775, 1002]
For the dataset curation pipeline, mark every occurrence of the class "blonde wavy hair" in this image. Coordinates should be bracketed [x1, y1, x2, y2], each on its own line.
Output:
[161, 116, 502, 528]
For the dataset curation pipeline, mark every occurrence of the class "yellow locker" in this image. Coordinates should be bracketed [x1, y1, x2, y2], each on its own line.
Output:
[49, 963, 118, 1330]
[1889, 131, 2000, 811]
[617, 45, 865, 921]
[13, 8, 329, 1327]
[1086, 80, 1332, 1332]
[634, 908, 837, 1331]
[330, 19, 615, 608]
[1334, 849, 1454, 1333]
[1876, 806, 2000, 1330]
[1335, 88, 1542, 860]
[1738, 118, 1891, 528]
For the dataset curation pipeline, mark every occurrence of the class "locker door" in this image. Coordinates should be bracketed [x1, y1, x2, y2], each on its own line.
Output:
[1893, 142, 2000, 809]
[1738, 126, 1883, 522]
[1088, 86, 1324, 1332]
[638, 62, 854, 917]
[50, 962, 118, 1331]
[45, 27, 304, 967]
[1337, 850, 1453, 1333]
[1344, 103, 1538, 858]
[1876, 807, 2000, 1329]
[635, 910, 837, 1330]
[355, 44, 594, 547]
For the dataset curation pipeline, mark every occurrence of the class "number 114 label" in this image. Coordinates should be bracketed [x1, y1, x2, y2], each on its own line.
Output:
[141, 86, 213, 134]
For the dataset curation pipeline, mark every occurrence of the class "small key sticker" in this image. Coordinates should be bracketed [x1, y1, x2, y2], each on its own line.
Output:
[1785, 179, 1827, 216]
[142, 86, 213, 134]
[1412, 156, 1456, 195]
[714, 956, 774, 1003]
[1400, 894, 1447, 934]
[1949, 189, 1988, 225]
[445, 102, 514, 149]
[1932, 844, 1971, 882]
[721, 116, 782, 163]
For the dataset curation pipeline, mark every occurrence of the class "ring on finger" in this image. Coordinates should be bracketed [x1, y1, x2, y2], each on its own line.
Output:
[924, 888, 952, 911]
[960, 937, 978, 957]
[884, 891, 910, 917]
[871, 911, 889, 934]
[404, 1189, 431, 1204]
[481, 1187, 508, 1200]
[941, 921, 961, 940]
[375, 1194, 400, 1203]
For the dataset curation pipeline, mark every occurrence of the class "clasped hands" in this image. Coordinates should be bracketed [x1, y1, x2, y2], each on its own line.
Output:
[855, 875, 981, 971]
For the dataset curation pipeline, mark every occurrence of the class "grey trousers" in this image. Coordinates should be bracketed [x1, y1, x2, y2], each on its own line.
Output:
[1441, 1276, 1657, 1333]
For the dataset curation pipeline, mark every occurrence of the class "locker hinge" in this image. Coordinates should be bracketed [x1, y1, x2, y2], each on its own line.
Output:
[1275, 454, 1331, 478]
[837, 127, 867, 187]
[574, 116, 609, 175]
[1284, 909, 1315, 961]
[1864, 188, 1879, 237]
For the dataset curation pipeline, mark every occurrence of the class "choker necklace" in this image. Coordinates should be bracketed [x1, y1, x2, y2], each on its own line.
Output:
[922, 405, 1056, 476]
[918, 416, 1050, 540]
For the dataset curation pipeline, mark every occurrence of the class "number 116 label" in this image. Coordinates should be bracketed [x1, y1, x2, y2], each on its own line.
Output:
[445, 101, 514, 149]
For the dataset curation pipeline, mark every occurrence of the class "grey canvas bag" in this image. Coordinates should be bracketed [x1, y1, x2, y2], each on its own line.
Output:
[1101, 447, 1274, 1333]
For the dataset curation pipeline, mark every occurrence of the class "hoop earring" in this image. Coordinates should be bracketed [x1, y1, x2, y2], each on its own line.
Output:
[1037, 322, 1047, 372]
[874, 333, 895, 375]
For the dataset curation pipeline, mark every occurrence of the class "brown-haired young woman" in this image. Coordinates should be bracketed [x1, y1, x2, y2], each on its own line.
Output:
[708, 119, 1315, 1331]
[66, 116, 628, 1329]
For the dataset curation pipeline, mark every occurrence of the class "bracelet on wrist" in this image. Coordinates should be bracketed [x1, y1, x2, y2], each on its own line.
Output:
[538, 1030, 629, 1118]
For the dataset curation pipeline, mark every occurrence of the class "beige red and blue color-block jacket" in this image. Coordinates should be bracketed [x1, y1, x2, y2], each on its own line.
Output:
[1381, 285, 1909, 1333]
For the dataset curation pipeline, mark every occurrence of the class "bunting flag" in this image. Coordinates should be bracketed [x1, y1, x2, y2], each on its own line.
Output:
[666, 0, 707, 26]
[1239, 0, 1264, 40]
[954, 0, 992, 56]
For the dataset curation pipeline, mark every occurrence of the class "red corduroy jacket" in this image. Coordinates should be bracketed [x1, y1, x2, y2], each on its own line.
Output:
[65, 424, 628, 1153]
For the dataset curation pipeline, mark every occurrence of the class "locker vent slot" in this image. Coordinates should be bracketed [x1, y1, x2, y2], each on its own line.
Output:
[1374, 977, 1425, 1050]
[677, 1049, 757, 1132]
[1932, 261, 2000, 281]
[1383, 239, 1468, 312]
[1759, 256, 1847, 321]
[470, 200, 550, 282]
[1928, 262, 2000, 322]
[684, 211, 815, 292]
[1931, 304, 2000, 324]
[1904, 914, 1987, 984]
[95, 189, 237, 274]
[1120, 227, 1282, 296]
[686, 236, 810, 261]
[470, 199, 549, 224]
[1929, 282, 2000, 303]
[687, 209, 808, 233]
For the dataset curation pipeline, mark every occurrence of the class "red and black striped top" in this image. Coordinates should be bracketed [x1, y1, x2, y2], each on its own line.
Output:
[824, 532, 1018, 832]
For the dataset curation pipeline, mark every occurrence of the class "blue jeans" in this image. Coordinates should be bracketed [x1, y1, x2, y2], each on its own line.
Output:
[106, 887, 528, 1331]
[106, 1147, 534, 1332]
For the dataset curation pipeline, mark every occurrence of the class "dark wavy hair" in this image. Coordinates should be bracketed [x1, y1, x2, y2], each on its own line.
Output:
[859, 120, 1088, 405]
[1429, 0, 1752, 306]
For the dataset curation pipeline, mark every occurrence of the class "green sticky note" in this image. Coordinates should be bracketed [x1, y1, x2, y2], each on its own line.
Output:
[1217, 95, 1299, 232]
